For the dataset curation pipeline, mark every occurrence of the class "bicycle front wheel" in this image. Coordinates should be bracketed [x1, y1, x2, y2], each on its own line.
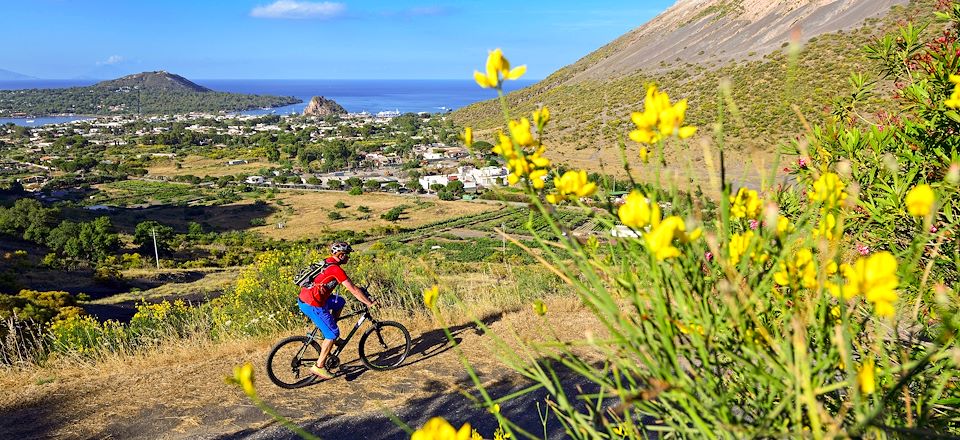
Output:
[358, 321, 411, 371]
[266, 335, 321, 389]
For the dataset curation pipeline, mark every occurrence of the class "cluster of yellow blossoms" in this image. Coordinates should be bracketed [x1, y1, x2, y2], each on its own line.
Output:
[808, 173, 848, 209]
[728, 230, 768, 265]
[946, 75, 960, 109]
[729, 188, 762, 220]
[630, 85, 697, 162]
[493, 119, 551, 188]
[832, 252, 899, 317]
[545, 170, 597, 204]
[618, 191, 701, 260]
[808, 173, 848, 241]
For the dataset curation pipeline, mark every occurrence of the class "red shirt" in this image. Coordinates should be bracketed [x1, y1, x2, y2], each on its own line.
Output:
[298, 257, 348, 307]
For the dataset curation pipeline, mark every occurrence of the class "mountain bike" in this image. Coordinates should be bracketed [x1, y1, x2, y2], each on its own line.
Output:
[265, 302, 411, 389]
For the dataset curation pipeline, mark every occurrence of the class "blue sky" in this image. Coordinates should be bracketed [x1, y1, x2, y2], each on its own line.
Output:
[0, 0, 674, 79]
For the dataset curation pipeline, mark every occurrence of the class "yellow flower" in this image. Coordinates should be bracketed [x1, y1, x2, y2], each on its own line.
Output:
[858, 359, 876, 395]
[618, 191, 659, 229]
[813, 212, 841, 240]
[644, 216, 701, 261]
[462, 127, 473, 148]
[638, 147, 650, 164]
[532, 107, 550, 131]
[230, 362, 257, 397]
[493, 427, 512, 440]
[905, 184, 935, 217]
[473, 48, 526, 89]
[837, 252, 899, 317]
[412, 417, 474, 440]
[532, 299, 547, 318]
[547, 170, 597, 203]
[946, 75, 960, 108]
[489, 403, 501, 414]
[423, 285, 440, 309]
[729, 188, 762, 220]
[629, 85, 697, 146]
[776, 215, 795, 237]
[728, 231, 753, 265]
[808, 173, 847, 209]
[773, 248, 818, 290]
[508, 118, 535, 147]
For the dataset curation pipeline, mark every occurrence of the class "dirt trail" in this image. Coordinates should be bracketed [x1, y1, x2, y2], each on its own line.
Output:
[0, 300, 599, 439]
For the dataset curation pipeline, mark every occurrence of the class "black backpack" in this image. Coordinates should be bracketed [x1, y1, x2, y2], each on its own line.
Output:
[293, 261, 331, 288]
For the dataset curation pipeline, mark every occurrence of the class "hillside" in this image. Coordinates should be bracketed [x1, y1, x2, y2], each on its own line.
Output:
[0, 68, 33, 81]
[0, 71, 300, 116]
[452, 0, 923, 177]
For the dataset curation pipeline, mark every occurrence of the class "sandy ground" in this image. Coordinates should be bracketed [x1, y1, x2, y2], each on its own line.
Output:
[0, 297, 599, 440]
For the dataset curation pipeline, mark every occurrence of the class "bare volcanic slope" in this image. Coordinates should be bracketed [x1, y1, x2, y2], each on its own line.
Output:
[571, 0, 907, 81]
[0, 71, 300, 116]
[452, 0, 923, 177]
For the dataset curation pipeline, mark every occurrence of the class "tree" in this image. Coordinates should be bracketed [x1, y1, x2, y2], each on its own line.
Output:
[345, 177, 363, 188]
[348, 186, 363, 196]
[447, 180, 465, 196]
[364, 179, 382, 191]
[133, 221, 176, 255]
[328, 211, 344, 220]
[385, 182, 401, 192]
[381, 206, 404, 221]
[438, 191, 456, 201]
[335, 201, 348, 209]
[327, 179, 343, 190]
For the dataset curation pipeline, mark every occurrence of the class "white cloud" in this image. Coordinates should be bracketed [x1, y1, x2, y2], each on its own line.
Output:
[97, 55, 125, 66]
[250, 1, 346, 19]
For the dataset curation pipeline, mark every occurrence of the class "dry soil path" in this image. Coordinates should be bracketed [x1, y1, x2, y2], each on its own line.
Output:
[0, 301, 600, 440]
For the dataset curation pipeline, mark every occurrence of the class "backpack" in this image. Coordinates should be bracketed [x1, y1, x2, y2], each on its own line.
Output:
[293, 261, 330, 288]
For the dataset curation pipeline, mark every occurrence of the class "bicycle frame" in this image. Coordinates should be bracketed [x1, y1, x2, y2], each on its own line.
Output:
[299, 307, 375, 364]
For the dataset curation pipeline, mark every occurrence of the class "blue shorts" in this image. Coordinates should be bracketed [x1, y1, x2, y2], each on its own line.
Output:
[298, 295, 346, 339]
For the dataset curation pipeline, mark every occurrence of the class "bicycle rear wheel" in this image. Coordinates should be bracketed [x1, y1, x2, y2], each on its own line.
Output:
[266, 335, 321, 389]
[358, 321, 411, 371]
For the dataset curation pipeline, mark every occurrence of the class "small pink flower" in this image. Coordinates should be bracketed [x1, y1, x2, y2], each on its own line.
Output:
[705, 251, 714, 262]
[798, 157, 808, 169]
[930, 225, 938, 233]
[749, 219, 759, 230]
[856, 243, 870, 256]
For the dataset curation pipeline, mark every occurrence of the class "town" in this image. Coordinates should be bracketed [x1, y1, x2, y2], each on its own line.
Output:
[0, 109, 511, 203]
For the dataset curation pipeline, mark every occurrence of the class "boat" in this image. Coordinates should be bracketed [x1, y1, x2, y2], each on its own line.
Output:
[25, 120, 35, 123]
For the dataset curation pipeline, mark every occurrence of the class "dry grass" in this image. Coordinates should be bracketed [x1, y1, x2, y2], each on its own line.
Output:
[0, 296, 598, 439]
[92, 268, 238, 305]
[253, 192, 499, 240]
[147, 156, 269, 178]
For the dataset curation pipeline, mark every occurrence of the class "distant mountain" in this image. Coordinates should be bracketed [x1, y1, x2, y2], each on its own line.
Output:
[452, 0, 919, 171]
[0, 71, 300, 116]
[94, 71, 211, 93]
[0, 68, 34, 81]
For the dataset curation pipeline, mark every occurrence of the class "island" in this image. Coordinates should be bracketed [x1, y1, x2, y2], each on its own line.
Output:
[0, 71, 301, 117]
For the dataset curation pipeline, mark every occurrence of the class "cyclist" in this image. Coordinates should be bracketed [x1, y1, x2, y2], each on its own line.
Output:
[298, 241, 376, 379]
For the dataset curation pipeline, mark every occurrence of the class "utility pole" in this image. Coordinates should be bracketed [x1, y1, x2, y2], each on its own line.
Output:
[152, 227, 160, 269]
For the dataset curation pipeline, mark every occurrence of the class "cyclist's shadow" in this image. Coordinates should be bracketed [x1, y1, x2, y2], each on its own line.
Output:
[332, 311, 504, 383]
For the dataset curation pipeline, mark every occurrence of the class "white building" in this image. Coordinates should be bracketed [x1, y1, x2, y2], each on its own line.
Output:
[245, 176, 265, 184]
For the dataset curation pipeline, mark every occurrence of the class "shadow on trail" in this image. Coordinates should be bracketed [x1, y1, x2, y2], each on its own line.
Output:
[305, 311, 504, 385]
[220, 359, 597, 440]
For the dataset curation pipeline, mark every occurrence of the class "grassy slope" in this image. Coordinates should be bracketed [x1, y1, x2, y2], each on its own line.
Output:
[451, 1, 934, 177]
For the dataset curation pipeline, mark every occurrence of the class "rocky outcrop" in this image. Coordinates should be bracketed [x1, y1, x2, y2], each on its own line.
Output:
[303, 96, 347, 116]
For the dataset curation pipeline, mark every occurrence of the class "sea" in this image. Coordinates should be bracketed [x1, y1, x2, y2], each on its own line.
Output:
[0, 79, 536, 126]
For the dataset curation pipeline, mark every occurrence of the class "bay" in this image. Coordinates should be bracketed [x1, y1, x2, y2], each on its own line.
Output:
[0, 79, 536, 126]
